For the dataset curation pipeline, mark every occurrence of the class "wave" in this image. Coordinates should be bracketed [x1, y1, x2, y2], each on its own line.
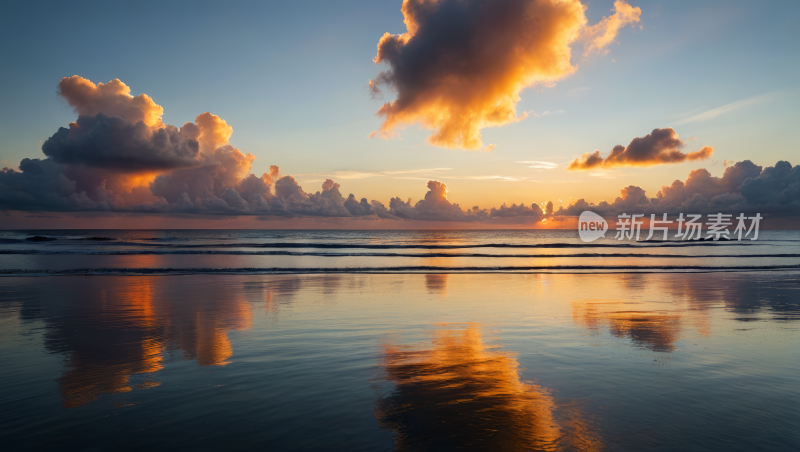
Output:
[2, 264, 800, 276]
[0, 249, 797, 258]
[40, 241, 772, 250]
[25, 236, 57, 242]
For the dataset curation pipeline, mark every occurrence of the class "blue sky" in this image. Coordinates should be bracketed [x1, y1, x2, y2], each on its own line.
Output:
[1, 0, 798, 211]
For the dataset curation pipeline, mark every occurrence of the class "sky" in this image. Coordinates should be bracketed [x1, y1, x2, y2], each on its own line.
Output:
[0, 0, 798, 228]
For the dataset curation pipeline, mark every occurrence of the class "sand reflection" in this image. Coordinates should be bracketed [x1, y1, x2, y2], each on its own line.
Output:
[376, 324, 602, 451]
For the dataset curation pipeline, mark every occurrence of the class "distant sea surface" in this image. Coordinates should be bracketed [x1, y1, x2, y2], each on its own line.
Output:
[1, 229, 800, 274]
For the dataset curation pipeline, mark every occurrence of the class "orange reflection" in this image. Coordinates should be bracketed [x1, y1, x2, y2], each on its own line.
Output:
[265, 290, 275, 315]
[57, 276, 253, 407]
[376, 324, 602, 451]
[178, 294, 253, 367]
[571, 299, 683, 352]
[59, 279, 163, 408]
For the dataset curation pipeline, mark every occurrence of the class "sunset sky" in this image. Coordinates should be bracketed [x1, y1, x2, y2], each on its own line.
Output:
[1, 0, 798, 228]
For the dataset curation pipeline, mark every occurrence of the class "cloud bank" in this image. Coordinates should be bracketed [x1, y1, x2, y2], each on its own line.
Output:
[567, 128, 713, 170]
[1, 76, 545, 222]
[1, 76, 797, 224]
[369, 0, 641, 150]
[558, 160, 800, 217]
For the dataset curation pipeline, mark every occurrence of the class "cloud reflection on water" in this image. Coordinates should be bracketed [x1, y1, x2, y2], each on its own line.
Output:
[4, 271, 798, 413]
[50, 274, 338, 407]
[424, 273, 448, 296]
[568, 272, 799, 352]
[571, 300, 684, 352]
[376, 324, 602, 451]
[44, 277, 254, 407]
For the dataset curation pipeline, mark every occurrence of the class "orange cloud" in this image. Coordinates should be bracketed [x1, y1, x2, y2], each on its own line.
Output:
[192, 112, 234, 153]
[58, 76, 165, 128]
[38, 77, 256, 211]
[369, 0, 641, 150]
[566, 127, 713, 170]
[582, 0, 642, 55]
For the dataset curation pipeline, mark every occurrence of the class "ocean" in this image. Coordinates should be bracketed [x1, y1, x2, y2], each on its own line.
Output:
[1, 230, 799, 451]
[1, 229, 800, 274]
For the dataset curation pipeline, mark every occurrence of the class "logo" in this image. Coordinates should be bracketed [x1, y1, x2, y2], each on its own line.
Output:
[578, 211, 608, 242]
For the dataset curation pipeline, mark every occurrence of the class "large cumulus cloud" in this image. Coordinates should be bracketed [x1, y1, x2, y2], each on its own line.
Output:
[0, 77, 239, 213]
[42, 114, 200, 171]
[58, 76, 165, 128]
[567, 128, 713, 170]
[369, 0, 640, 150]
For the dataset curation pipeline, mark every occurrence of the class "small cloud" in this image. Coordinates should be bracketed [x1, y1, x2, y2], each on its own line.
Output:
[567, 128, 713, 171]
[440, 175, 541, 182]
[483, 144, 497, 152]
[296, 168, 453, 181]
[517, 160, 558, 170]
[582, 0, 642, 56]
[527, 110, 565, 117]
[566, 87, 590, 98]
[674, 93, 773, 125]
